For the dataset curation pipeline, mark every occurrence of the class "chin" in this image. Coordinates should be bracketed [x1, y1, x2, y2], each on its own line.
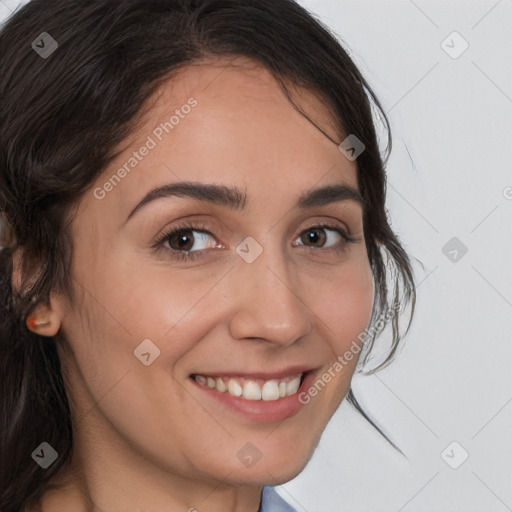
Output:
[218, 443, 315, 487]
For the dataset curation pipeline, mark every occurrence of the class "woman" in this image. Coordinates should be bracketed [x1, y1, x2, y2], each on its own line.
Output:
[0, 1, 416, 511]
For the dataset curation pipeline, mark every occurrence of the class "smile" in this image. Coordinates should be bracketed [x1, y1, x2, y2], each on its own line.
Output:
[192, 373, 303, 401]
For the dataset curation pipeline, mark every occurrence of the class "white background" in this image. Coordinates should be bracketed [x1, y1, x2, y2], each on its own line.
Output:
[2, 0, 512, 510]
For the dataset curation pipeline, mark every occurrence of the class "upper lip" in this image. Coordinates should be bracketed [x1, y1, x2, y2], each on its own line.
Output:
[190, 365, 319, 380]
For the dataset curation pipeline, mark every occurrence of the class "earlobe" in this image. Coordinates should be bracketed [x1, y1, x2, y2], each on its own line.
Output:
[11, 249, 65, 337]
[26, 303, 62, 337]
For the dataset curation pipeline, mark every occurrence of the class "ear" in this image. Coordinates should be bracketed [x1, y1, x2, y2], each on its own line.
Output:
[12, 247, 65, 338]
[26, 301, 62, 337]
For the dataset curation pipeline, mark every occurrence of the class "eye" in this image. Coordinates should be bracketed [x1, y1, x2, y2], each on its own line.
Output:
[154, 221, 220, 261]
[293, 223, 356, 252]
[165, 228, 214, 252]
[153, 221, 358, 262]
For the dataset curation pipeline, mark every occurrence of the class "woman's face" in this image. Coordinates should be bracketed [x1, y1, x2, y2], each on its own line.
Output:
[53, 57, 374, 500]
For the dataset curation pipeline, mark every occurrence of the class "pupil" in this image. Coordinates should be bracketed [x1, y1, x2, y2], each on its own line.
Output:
[174, 230, 193, 249]
[305, 228, 324, 246]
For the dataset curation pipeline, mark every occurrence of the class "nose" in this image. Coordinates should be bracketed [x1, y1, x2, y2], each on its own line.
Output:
[228, 243, 313, 347]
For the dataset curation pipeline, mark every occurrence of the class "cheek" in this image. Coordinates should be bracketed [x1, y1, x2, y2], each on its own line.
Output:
[300, 258, 374, 412]
[69, 240, 201, 344]
[307, 260, 375, 354]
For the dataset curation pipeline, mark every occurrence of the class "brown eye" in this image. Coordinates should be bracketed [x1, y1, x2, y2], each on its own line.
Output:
[154, 221, 357, 263]
[300, 227, 327, 248]
[167, 229, 195, 251]
[164, 229, 215, 252]
[153, 221, 221, 262]
[296, 225, 351, 250]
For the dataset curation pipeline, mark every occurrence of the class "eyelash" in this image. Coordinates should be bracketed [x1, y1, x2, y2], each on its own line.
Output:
[153, 221, 359, 262]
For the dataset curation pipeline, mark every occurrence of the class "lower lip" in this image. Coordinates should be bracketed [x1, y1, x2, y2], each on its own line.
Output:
[190, 371, 317, 423]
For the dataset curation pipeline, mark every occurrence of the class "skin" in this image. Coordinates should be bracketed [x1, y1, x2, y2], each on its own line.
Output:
[26, 57, 375, 512]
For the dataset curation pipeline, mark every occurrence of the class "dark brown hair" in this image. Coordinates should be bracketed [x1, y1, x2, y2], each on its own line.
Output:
[0, 1, 416, 510]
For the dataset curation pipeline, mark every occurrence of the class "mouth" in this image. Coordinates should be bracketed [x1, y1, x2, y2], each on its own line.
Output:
[191, 372, 306, 400]
[189, 368, 317, 423]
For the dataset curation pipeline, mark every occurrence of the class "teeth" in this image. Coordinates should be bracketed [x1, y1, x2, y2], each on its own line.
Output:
[194, 373, 303, 400]
[216, 377, 227, 392]
[227, 379, 242, 397]
[262, 380, 280, 401]
[286, 375, 301, 395]
[195, 375, 207, 386]
[242, 381, 261, 400]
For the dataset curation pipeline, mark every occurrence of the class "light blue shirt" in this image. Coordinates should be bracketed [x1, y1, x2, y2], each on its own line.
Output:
[259, 486, 298, 512]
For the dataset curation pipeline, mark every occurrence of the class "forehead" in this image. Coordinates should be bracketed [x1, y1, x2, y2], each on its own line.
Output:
[149, 56, 341, 131]
[89, 56, 359, 220]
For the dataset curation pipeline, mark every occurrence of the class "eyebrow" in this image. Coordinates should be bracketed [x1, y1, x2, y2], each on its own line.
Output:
[125, 181, 364, 223]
